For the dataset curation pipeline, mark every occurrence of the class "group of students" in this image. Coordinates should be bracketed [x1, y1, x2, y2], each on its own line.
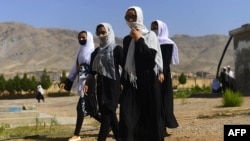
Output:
[60, 6, 179, 141]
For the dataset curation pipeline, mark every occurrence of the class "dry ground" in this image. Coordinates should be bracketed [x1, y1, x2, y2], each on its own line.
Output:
[1, 94, 250, 141]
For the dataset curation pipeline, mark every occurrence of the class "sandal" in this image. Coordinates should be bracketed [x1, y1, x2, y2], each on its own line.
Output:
[68, 136, 81, 141]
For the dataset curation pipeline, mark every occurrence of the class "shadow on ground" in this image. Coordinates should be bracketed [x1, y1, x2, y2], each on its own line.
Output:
[2, 135, 70, 141]
[24, 135, 68, 141]
[2, 130, 115, 141]
[188, 93, 222, 98]
[189, 92, 250, 98]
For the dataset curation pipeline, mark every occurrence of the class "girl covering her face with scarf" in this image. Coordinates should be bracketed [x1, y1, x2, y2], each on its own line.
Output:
[119, 6, 164, 141]
[92, 23, 117, 80]
[124, 7, 163, 87]
[84, 23, 123, 141]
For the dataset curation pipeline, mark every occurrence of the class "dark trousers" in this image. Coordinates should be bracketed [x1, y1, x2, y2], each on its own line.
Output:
[74, 97, 101, 136]
[98, 105, 120, 141]
[36, 93, 44, 103]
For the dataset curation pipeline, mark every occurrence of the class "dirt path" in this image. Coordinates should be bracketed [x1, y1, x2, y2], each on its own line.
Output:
[1, 94, 250, 141]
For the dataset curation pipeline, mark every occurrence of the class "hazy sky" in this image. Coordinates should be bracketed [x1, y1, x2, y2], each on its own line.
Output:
[1, 0, 250, 37]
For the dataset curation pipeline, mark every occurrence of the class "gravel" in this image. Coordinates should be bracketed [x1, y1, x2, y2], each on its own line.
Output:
[1, 94, 250, 141]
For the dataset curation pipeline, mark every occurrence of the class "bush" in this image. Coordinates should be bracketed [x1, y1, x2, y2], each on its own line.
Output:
[191, 85, 211, 94]
[222, 89, 244, 107]
[174, 88, 192, 98]
[178, 72, 187, 85]
[191, 85, 203, 94]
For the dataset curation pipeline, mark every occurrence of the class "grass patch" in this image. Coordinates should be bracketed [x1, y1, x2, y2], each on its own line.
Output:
[174, 88, 192, 98]
[222, 89, 244, 107]
[198, 109, 250, 119]
[191, 85, 211, 94]
[0, 116, 62, 140]
[0, 124, 74, 140]
[0, 116, 99, 140]
[174, 85, 212, 99]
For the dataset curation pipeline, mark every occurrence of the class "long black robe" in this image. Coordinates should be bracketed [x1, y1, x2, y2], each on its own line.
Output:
[119, 36, 164, 141]
[88, 45, 123, 140]
[160, 44, 179, 129]
[220, 70, 226, 93]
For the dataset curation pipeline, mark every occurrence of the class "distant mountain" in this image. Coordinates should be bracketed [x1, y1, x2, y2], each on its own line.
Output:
[0, 22, 234, 78]
[171, 34, 234, 75]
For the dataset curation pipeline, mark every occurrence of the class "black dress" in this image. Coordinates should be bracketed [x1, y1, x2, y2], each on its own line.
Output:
[220, 70, 226, 93]
[119, 36, 164, 141]
[89, 45, 123, 141]
[160, 44, 179, 129]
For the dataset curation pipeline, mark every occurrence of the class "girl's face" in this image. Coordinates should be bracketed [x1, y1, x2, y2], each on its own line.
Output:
[96, 26, 107, 36]
[151, 22, 158, 30]
[151, 22, 159, 35]
[125, 9, 137, 22]
[78, 32, 87, 41]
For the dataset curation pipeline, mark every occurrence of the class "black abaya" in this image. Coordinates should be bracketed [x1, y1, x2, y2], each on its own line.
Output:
[89, 45, 123, 141]
[160, 44, 179, 129]
[119, 36, 164, 141]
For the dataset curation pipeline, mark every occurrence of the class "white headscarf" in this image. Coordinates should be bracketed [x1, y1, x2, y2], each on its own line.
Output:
[124, 6, 163, 87]
[77, 31, 95, 65]
[155, 20, 179, 65]
[92, 23, 116, 80]
[37, 85, 44, 95]
[67, 31, 95, 82]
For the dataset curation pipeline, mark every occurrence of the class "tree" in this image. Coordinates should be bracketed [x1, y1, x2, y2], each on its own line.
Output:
[179, 72, 187, 86]
[60, 70, 67, 84]
[40, 69, 52, 91]
[30, 75, 38, 93]
[21, 73, 30, 92]
[13, 74, 22, 94]
[0, 74, 6, 93]
[6, 78, 15, 94]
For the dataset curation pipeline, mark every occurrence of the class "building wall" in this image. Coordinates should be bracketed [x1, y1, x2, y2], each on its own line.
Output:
[229, 24, 250, 95]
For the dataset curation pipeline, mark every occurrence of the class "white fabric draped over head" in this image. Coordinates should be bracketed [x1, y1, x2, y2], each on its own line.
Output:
[155, 20, 179, 65]
[78, 31, 95, 65]
[67, 31, 95, 97]
[37, 85, 44, 95]
[68, 31, 95, 80]
[124, 6, 163, 87]
[92, 23, 116, 80]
